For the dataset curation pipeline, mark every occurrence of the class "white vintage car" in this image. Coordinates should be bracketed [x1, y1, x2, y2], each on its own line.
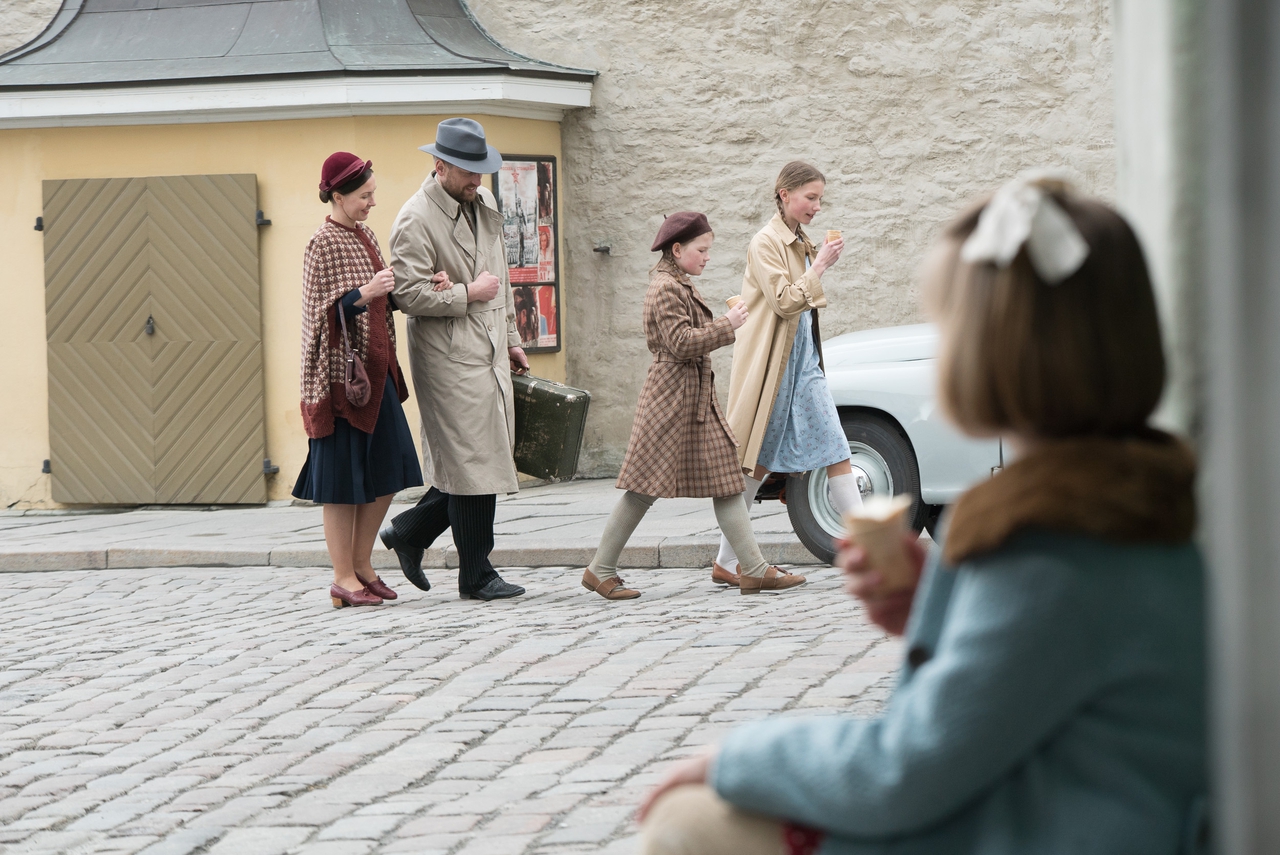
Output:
[762, 323, 1003, 563]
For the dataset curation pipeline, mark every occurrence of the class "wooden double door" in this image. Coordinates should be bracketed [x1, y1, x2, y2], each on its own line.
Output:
[44, 174, 268, 504]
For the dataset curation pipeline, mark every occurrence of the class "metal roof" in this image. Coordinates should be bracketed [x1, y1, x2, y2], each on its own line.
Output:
[0, 0, 594, 90]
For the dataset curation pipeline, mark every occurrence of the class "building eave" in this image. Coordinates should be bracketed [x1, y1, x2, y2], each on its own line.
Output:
[0, 72, 593, 129]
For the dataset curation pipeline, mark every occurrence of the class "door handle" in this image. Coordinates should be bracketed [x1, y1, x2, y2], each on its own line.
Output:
[145, 315, 155, 336]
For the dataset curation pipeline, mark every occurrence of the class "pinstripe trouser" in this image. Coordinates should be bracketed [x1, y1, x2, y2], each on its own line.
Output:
[388, 487, 500, 594]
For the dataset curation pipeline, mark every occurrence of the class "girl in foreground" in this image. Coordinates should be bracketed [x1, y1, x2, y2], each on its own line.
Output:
[582, 213, 795, 599]
[638, 175, 1206, 853]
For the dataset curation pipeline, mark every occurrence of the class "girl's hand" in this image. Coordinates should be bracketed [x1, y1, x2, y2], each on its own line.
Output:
[813, 237, 844, 276]
[636, 749, 715, 823]
[430, 270, 452, 292]
[357, 268, 396, 305]
[726, 301, 749, 330]
[836, 534, 924, 636]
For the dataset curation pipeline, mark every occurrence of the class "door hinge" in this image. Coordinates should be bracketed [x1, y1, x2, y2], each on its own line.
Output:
[41, 459, 50, 474]
[262, 458, 280, 475]
[34, 216, 43, 231]
[256, 210, 272, 226]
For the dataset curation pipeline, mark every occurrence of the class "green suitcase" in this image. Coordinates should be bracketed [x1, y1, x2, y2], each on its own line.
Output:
[511, 373, 591, 482]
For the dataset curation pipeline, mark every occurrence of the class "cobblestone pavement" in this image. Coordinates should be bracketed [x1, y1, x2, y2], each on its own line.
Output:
[0, 563, 902, 855]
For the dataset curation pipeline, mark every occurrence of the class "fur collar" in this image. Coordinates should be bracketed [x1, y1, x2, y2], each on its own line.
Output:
[943, 430, 1197, 565]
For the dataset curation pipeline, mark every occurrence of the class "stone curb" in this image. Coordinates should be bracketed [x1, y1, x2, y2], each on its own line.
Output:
[0, 535, 823, 572]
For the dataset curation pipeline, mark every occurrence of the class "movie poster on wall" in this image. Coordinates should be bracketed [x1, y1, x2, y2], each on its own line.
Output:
[495, 156, 560, 353]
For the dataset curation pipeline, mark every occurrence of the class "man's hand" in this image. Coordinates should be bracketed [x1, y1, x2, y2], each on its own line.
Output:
[837, 534, 925, 636]
[467, 272, 501, 303]
[636, 749, 715, 823]
[509, 346, 530, 375]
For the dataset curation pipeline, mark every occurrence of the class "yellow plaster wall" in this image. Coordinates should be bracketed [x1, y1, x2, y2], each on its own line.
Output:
[1, 114, 566, 507]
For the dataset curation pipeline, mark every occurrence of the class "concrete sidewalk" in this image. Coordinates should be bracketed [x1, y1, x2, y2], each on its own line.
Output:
[0, 479, 818, 572]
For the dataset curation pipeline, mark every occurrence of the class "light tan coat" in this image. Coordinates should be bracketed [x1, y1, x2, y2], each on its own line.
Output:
[724, 213, 826, 471]
[390, 176, 521, 495]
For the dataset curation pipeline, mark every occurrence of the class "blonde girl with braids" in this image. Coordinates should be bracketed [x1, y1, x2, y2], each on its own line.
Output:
[715, 161, 860, 584]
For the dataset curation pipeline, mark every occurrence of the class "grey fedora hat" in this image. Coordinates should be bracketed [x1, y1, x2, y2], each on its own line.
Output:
[419, 118, 503, 173]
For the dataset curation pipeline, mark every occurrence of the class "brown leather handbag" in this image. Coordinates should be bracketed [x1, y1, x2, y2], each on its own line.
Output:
[336, 301, 371, 407]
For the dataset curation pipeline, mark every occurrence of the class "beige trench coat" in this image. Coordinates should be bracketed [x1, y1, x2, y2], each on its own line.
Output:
[390, 176, 521, 495]
[615, 259, 743, 498]
[724, 213, 827, 472]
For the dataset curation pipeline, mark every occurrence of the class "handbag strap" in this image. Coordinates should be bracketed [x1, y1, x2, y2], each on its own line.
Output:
[336, 297, 356, 362]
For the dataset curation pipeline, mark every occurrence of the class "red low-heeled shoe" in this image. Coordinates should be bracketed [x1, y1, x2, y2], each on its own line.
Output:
[330, 584, 383, 608]
[361, 576, 398, 600]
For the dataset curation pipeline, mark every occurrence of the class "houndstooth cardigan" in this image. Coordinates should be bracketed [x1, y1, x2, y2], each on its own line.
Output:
[615, 258, 744, 498]
[299, 218, 408, 438]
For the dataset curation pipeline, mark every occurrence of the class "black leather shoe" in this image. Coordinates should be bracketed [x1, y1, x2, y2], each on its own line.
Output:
[460, 577, 525, 601]
[380, 525, 430, 592]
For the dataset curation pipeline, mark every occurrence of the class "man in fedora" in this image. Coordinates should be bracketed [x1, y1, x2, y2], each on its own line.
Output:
[380, 118, 529, 601]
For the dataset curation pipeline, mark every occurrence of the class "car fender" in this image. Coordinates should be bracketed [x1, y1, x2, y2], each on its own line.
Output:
[824, 361, 1000, 505]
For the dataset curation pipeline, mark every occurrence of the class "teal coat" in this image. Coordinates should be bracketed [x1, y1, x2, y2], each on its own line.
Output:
[712, 530, 1206, 854]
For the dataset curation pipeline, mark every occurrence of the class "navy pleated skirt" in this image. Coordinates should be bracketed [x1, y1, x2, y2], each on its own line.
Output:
[292, 373, 424, 505]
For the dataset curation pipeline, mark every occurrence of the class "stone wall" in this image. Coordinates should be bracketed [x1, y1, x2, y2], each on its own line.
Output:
[0, 0, 59, 55]
[3, 0, 1117, 478]
[468, 0, 1116, 476]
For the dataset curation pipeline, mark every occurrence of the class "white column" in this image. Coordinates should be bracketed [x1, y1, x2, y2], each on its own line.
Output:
[1112, 0, 1201, 437]
[1118, 1, 1280, 851]
[1201, 1, 1280, 852]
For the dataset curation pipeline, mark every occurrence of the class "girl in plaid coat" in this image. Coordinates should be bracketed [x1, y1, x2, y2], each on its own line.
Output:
[582, 213, 806, 600]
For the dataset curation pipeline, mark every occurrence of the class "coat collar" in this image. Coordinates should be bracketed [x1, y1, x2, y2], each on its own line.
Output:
[422, 174, 492, 267]
[654, 256, 692, 286]
[424, 174, 463, 219]
[767, 212, 813, 251]
[422, 175, 499, 219]
[943, 430, 1197, 565]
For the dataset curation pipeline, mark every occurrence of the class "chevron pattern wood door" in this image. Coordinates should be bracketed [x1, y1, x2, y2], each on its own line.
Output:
[44, 175, 267, 504]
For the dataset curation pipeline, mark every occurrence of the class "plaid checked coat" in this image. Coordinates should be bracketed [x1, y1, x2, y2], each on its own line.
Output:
[615, 259, 745, 498]
[299, 218, 408, 438]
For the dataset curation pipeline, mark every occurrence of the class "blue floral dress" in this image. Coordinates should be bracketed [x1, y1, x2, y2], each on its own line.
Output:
[755, 308, 849, 473]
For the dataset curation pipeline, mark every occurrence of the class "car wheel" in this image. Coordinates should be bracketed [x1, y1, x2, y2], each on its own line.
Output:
[786, 412, 926, 564]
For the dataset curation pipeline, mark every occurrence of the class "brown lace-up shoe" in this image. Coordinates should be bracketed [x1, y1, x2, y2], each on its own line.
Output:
[739, 566, 806, 594]
[582, 569, 641, 600]
[360, 576, 398, 600]
[711, 562, 741, 587]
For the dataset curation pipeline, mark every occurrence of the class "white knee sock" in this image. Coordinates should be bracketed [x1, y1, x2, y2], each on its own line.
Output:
[827, 472, 863, 516]
[715, 475, 764, 570]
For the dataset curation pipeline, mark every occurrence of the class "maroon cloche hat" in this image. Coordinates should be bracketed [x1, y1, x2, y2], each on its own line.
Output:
[651, 211, 712, 252]
[319, 152, 372, 194]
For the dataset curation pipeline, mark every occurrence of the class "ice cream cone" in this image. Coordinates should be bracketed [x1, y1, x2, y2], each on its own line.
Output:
[844, 494, 914, 592]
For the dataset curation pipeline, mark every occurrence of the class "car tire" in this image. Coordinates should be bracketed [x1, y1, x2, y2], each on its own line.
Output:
[786, 412, 927, 564]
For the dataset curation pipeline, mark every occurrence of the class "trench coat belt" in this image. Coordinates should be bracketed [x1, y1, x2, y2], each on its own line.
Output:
[654, 352, 713, 424]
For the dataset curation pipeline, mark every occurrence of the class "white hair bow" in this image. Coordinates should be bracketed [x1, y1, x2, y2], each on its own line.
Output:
[959, 171, 1089, 285]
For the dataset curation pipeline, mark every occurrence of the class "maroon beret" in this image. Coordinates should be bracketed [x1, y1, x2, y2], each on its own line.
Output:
[651, 211, 712, 252]
[320, 151, 372, 194]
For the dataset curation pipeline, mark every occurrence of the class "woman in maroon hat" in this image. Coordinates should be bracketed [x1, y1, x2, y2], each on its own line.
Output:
[294, 152, 435, 608]
[581, 212, 803, 600]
